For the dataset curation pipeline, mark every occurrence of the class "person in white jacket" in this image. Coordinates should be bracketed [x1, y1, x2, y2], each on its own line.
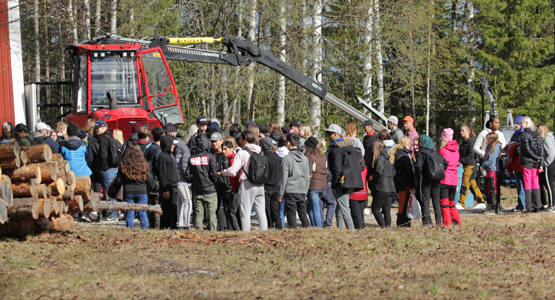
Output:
[219, 130, 268, 232]
[474, 117, 507, 158]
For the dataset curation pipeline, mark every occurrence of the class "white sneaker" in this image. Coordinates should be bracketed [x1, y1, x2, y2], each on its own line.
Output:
[474, 203, 487, 209]
[456, 204, 464, 210]
[364, 208, 371, 216]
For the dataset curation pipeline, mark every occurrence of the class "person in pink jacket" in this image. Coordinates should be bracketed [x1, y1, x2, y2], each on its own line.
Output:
[438, 128, 462, 226]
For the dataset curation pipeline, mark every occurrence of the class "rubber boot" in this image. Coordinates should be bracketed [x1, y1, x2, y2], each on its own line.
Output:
[449, 200, 461, 225]
[440, 198, 452, 226]
[525, 190, 533, 212]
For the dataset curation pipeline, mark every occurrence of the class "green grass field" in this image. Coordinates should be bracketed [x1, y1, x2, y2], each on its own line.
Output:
[1, 188, 555, 299]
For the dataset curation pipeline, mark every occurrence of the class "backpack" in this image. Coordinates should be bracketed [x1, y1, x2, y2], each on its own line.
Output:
[107, 138, 123, 168]
[424, 150, 445, 181]
[241, 148, 269, 184]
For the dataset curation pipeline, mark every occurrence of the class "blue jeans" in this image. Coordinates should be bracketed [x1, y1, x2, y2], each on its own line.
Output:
[124, 193, 148, 229]
[515, 171, 526, 209]
[307, 190, 326, 227]
[279, 200, 285, 229]
[101, 168, 118, 218]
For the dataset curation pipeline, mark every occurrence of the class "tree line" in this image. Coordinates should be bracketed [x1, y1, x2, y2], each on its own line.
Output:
[14, 0, 555, 138]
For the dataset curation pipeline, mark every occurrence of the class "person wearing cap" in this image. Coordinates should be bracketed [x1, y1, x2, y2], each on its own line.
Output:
[185, 134, 219, 231]
[2, 122, 14, 135]
[165, 124, 193, 229]
[187, 116, 210, 151]
[259, 137, 282, 230]
[388, 116, 404, 144]
[402, 116, 419, 154]
[158, 135, 180, 229]
[324, 124, 364, 229]
[59, 123, 92, 177]
[14, 124, 33, 147]
[211, 131, 232, 231]
[362, 120, 377, 152]
[438, 128, 462, 225]
[96, 120, 123, 221]
[305, 136, 327, 228]
[33, 122, 60, 153]
[219, 130, 268, 232]
[289, 120, 300, 134]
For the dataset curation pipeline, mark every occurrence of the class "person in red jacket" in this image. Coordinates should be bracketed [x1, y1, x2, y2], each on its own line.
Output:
[349, 148, 368, 229]
[438, 128, 461, 226]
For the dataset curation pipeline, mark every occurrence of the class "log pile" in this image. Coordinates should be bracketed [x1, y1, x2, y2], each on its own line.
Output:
[0, 143, 99, 236]
[0, 142, 163, 236]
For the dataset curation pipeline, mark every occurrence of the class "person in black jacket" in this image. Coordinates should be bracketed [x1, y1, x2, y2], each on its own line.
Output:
[116, 143, 156, 229]
[158, 135, 179, 229]
[415, 134, 448, 226]
[459, 125, 485, 209]
[186, 134, 219, 231]
[325, 124, 364, 230]
[211, 132, 231, 231]
[390, 136, 416, 227]
[96, 123, 123, 221]
[144, 127, 165, 228]
[259, 137, 283, 230]
[519, 116, 545, 213]
[371, 140, 396, 227]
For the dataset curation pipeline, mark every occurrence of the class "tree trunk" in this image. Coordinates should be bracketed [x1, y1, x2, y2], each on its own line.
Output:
[97, 201, 163, 215]
[48, 178, 66, 196]
[20, 145, 53, 164]
[0, 199, 6, 224]
[95, 0, 101, 35]
[34, 0, 40, 82]
[7, 197, 39, 220]
[67, 195, 84, 214]
[466, 1, 476, 126]
[74, 176, 92, 197]
[0, 143, 20, 159]
[277, 0, 286, 125]
[310, 0, 323, 135]
[84, 0, 91, 39]
[68, 0, 78, 43]
[59, 22, 65, 80]
[51, 153, 64, 164]
[232, 0, 243, 124]
[37, 197, 51, 218]
[110, 0, 117, 34]
[374, 0, 384, 114]
[0, 157, 21, 170]
[12, 181, 38, 198]
[35, 184, 48, 198]
[361, 1, 374, 118]
[246, 0, 257, 122]
[42, 0, 49, 82]
[301, 0, 308, 74]
[221, 66, 229, 124]
[26, 163, 58, 182]
[4, 166, 42, 183]
[426, 0, 433, 135]
[83, 193, 101, 212]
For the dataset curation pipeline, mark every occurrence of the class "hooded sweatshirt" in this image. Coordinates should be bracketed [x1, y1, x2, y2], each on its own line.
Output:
[279, 148, 310, 198]
[173, 136, 191, 183]
[328, 138, 364, 191]
[373, 148, 396, 192]
[185, 135, 218, 195]
[275, 146, 289, 159]
[221, 143, 263, 183]
[157, 135, 179, 192]
[543, 132, 555, 166]
[60, 136, 92, 176]
[438, 140, 460, 186]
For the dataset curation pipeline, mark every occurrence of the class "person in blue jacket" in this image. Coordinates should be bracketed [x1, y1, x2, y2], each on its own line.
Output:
[59, 123, 92, 177]
[482, 132, 502, 215]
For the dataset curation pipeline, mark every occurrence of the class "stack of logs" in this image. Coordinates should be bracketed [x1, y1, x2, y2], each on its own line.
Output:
[0, 143, 101, 236]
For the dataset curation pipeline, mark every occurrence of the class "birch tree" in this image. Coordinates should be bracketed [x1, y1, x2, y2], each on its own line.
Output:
[246, 0, 257, 122]
[110, 0, 117, 35]
[466, 1, 476, 126]
[276, 1, 286, 125]
[34, 0, 40, 82]
[374, 0, 384, 114]
[68, 0, 77, 43]
[84, 0, 91, 39]
[361, 1, 374, 117]
[95, 0, 101, 35]
[310, 0, 323, 134]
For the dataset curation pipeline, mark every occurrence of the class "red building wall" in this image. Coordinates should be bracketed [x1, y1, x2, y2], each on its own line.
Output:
[0, 0, 16, 125]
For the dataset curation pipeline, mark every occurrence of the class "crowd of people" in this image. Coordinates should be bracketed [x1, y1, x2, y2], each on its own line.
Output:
[1, 112, 553, 231]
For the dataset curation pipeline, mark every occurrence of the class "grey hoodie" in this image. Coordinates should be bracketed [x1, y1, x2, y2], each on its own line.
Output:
[544, 132, 555, 166]
[279, 148, 310, 198]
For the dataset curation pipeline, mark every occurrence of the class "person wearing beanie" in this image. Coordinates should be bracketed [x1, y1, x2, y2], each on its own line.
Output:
[415, 134, 447, 226]
[260, 137, 283, 230]
[210, 122, 220, 132]
[59, 123, 92, 177]
[438, 128, 462, 226]
[305, 136, 328, 228]
[258, 123, 269, 139]
[388, 116, 404, 144]
[510, 116, 524, 143]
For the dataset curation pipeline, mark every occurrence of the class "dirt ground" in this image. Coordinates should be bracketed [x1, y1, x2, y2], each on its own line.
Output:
[1, 187, 555, 299]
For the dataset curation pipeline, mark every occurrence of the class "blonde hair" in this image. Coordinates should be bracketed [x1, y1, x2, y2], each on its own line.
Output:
[538, 124, 549, 141]
[372, 140, 385, 168]
[84, 119, 96, 134]
[486, 132, 499, 154]
[299, 124, 312, 138]
[56, 122, 68, 133]
[187, 124, 198, 142]
[113, 129, 124, 144]
[346, 122, 357, 138]
[520, 116, 535, 130]
[388, 136, 410, 163]
[440, 140, 448, 149]
[247, 125, 260, 142]
[268, 121, 281, 134]
[316, 137, 327, 153]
